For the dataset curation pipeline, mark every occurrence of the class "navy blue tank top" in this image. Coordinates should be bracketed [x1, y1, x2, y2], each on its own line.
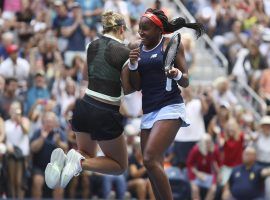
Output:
[138, 37, 183, 114]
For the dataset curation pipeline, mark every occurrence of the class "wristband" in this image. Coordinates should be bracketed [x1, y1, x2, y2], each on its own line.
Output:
[173, 69, 183, 81]
[128, 61, 138, 71]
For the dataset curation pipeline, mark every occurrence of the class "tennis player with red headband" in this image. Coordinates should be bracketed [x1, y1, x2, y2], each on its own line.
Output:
[129, 8, 204, 200]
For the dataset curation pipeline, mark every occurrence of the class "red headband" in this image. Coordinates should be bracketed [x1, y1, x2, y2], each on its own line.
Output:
[142, 12, 164, 33]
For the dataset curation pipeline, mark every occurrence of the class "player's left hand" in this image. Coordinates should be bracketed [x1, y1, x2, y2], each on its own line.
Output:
[166, 67, 179, 79]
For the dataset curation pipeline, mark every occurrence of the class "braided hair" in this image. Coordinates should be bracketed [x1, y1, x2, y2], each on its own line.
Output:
[145, 8, 205, 38]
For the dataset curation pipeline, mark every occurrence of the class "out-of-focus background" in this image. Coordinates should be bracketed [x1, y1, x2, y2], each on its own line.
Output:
[1, 0, 270, 199]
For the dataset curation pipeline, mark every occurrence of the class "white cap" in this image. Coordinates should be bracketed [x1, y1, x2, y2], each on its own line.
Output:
[260, 116, 270, 125]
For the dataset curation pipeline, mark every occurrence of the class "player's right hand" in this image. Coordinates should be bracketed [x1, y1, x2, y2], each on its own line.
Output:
[129, 48, 140, 65]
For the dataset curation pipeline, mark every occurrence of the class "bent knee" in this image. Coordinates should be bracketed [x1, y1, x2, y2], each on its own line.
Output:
[143, 155, 160, 170]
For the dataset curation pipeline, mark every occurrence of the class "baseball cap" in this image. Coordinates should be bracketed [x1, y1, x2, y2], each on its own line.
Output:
[54, 0, 64, 6]
[260, 115, 270, 125]
[6, 44, 18, 54]
[35, 70, 45, 77]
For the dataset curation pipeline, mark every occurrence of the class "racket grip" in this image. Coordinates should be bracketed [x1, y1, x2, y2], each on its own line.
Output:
[166, 78, 172, 91]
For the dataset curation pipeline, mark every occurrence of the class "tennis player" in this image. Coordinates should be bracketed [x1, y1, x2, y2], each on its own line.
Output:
[44, 11, 134, 189]
[129, 8, 204, 200]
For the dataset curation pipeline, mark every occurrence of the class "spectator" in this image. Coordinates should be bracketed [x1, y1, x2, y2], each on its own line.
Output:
[187, 134, 221, 200]
[208, 104, 230, 139]
[0, 31, 15, 61]
[104, 0, 129, 17]
[51, 69, 72, 101]
[0, 77, 20, 120]
[252, 0, 269, 26]
[213, 20, 248, 71]
[0, 44, 30, 88]
[75, 0, 104, 29]
[127, 0, 146, 28]
[101, 174, 127, 199]
[0, 116, 6, 198]
[233, 39, 267, 87]
[52, 0, 70, 53]
[174, 87, 208, 168]
[0, 116, 4, 144]
[203, 88, 217, 131]
[245, 40, 268, 91]
[259, 66, 270, 105]
[218, 118, 244, 186]
[212, 76, 238, 107]
[241, 112, 257, 145]
[3, 0, 22, 14]
[58, 78, 78, 116]
[61, 2, 89, 67]
[5, 101, 30, 199]
[28, 99, 59, 134]
[68, 55, 85, 83]
[127, 139, 154, 200]
[214, 0, 235, 36]
[0, 76, 5, 94]
[30, 111, 67, 199]
[222, 146, 270, 200]
[255, 115, 270, 198]
[39, 36, 63, 75]
[196, 0, 218, 37]
[182, 33, 196, 69]
[104, 0, 131, 28]
[25, 71, 50, 114]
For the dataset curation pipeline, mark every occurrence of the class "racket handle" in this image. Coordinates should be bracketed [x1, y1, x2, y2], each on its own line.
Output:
[166, 78, 172, 91]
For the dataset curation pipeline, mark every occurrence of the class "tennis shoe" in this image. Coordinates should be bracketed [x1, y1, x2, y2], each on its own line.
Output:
[45, 148, 67, 189]
[60, 149, 85, 188]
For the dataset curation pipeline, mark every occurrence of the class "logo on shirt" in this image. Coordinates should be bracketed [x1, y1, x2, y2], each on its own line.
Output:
[150, 54, 158, 59]
[249, 172, 255, 180]
[235, 172, 241, 178]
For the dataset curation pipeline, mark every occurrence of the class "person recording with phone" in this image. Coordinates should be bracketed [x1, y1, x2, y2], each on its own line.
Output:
[128, 8, 204, 200]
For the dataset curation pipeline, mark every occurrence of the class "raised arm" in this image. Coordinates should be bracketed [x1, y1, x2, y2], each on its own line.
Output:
[128, 47, 141, 91]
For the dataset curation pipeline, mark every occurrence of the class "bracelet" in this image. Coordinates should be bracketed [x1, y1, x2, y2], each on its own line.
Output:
[173, 69, 183, 81]
[128, 61, 138, 71]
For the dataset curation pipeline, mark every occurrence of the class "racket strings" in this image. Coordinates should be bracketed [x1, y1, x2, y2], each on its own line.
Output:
[164, 37, 181, 71]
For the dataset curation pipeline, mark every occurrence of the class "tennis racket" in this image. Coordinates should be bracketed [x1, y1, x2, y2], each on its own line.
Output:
[163, 32, 181, 91]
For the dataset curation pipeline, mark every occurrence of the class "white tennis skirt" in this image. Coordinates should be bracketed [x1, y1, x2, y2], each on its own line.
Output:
[141, 103, 190, 129]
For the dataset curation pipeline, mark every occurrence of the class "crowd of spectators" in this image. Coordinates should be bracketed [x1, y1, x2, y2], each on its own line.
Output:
[0, 0, 270, 200]
[182, 0, 270, 113]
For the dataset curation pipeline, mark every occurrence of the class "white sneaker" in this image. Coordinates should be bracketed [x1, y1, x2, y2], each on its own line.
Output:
[60, 149, 85, 188]
[45, 148, 67, 189]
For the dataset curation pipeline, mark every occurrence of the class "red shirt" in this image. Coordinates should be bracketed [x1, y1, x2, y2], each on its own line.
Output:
[187, 144, 221, 181]
[223, 133, 244, 167]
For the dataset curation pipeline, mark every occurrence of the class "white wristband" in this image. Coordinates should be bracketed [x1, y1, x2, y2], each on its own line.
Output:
[173, 69, 183, 81]
[128, 61, 138, 71]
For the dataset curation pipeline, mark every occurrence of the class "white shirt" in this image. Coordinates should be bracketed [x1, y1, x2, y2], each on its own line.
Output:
[256, 134, 270, 163]
[5, 119, 30, 156]
[264, 0, 270, 16]
[104, 0, 129, 15]
[212, 89, 238, 107]
[60, 93, 77, 115]
[0, 57, 30, 82]
[175, 99, 206, 142]
[121, 91, 142, 118]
